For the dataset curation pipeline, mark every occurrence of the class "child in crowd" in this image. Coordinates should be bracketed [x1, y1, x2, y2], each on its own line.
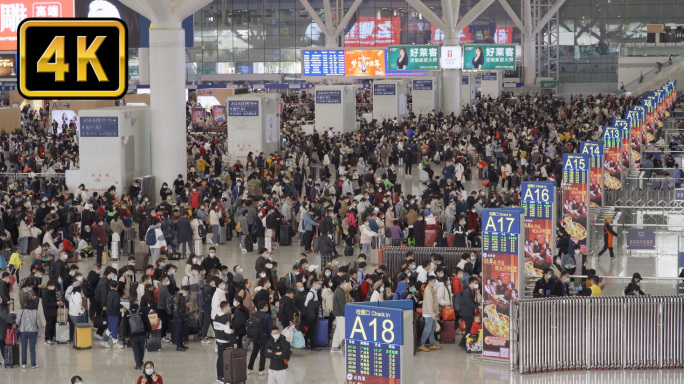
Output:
[466, 314, 483, 353]
[8, 247, 23, 280]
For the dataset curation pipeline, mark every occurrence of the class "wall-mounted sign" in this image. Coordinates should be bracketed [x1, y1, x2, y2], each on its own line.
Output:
[482, 72, 498, 81]
[80, 116, 119, 137]
[374, 84, 396, 96]
[315, 90, 341, 104]
[441, 46, 462, 69]
[412, 80, 433, 91]
[463, 45, 516, 70]
[228, 101, 259, 117]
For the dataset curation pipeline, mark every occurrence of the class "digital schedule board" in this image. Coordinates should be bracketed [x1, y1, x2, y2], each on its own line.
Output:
[626, 108, 643, 167]
[302, 50, 345, 77]
[602, 127, 622, 194]
[561, 154, 590, 254]
[345, 303, 409, 384]
[613, 119, 631, 169]
[521, 182, 556, 279]
[580, 142, 603, 208]
[481, 208, 524, 361]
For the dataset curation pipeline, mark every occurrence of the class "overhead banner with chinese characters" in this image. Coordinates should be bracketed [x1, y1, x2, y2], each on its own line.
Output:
[345, 49, 386, 77]
[580, 142, 603, 208]
[386, 45, 439, 72]
[481, 208, 525, 361]
[602, 127, 622, 197]
[344, 16, 401, 47]
[0, 0, 75, 50]
[521, 182, 556, 279]
[463, 45, 516, 70]
[561, 154, 590, 254]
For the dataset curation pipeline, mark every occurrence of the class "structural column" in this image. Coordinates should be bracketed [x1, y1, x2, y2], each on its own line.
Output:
[149, 28, 187, 191]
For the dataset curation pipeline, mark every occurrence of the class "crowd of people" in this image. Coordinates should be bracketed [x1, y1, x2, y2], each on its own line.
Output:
[0, 90, 665, 382]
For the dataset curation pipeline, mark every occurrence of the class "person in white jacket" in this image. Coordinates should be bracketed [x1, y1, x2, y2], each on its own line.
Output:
[211, 281, 228, 320]
[209, 205, 222, 245]
[146, 218, 167, 265]
[370, 281, 385, 302]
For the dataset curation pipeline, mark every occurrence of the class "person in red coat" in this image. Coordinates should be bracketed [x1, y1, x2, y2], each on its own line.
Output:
[467, 208, 480, 247]
[137, 361, 163, 384]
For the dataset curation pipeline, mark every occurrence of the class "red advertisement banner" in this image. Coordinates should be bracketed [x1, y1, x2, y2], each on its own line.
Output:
[191, 107, 205, 123]
[344, 16, 400, 47]
[603, 147, 622, 190]
[561, 183, 588, 253]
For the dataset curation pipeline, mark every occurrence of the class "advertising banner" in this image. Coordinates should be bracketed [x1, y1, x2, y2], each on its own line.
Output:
[521, 182, 556, 278]
[561, 154, 590, 254]
[613, 119, 630, 169]
[212, 105, 226, 125]
[481, 208, 524, 361]
[441, 46, 462, 69]
[0, 54, 16, 77]
[344, 16, 401, 47]
[463, 45, 516, 70]
[387, 45, 439, 72]
[75, 0, 140, 47]
[0, 0, 75, 50]
[344, 50, 385, 77]
[580, 142, 603, 208]
[191, 107, 206, 123]
[602, 127, 622, 194]
[627, 108, 643, 167]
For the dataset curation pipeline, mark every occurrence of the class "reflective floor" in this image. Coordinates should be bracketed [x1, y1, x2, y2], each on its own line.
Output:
[4, 164, 681, 383]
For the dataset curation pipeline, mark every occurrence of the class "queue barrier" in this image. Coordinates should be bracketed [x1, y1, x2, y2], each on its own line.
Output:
[382, 246, 480, 275]
[510, 296, 684, 374]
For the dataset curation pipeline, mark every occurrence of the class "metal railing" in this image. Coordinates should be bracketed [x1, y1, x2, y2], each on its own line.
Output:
[511, 296, 684, 374]
[0, 172, 66, 183]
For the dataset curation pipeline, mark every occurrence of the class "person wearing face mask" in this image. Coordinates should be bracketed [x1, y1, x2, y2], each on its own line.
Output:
[303, 279, 322, 351]
[533, 268, 563, 298]
[247, 301, 273, 375]
[255, 248, 270, 280]
[559, 271, 571, 297]
[254, 277, 272, 316]
[369, 280, 385, 302]
[171, 286, 191, 352]
[41, 279, 61, 344]
[49, 251, 69, 291]
[181, 265, 202, 313]
[156, 276, 172, 344]
[93, 267, 117, 339]
[71, 375, 84, 384]
[266, 327, 292, 384]
[277, 288, 296, 329]
[213, 300, 237, 382]
[418, 276, 440, 352]
[136, 361, 163, 384]
[201, 247, 221, 275]
[459, 277, 480, 350]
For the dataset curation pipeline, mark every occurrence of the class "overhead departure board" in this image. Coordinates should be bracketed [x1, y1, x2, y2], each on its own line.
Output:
[302, 50, 345, 77]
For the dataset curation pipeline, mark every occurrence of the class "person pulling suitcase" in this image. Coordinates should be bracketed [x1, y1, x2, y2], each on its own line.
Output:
[213, 300, 238, 383]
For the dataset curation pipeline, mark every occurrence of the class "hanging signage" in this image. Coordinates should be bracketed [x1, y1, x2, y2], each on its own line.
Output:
[228, 101, 259, 117]
[374, 84, 396, 96]
[520, 182, 556, 279]
[627, 108, 643, 166]
[302, 50, 345, 77]
[602, 127, 622, 194]
[345, 49, 386, 77]
[440, 46, 462, 69]
[482, 72, 498, 81]
[344, 16, 401, 47]
[191, 107, 206, 123]
[0, 0, 75, 51]
[80, 116, 118, 137]
[345, 304, 403, 383]
[642, 98, 656, 141]
[613, 119, 631, 169]
[463, 45, 516, 70]
[387, 45, 439, 72]
[561, 154, 590, 253]
[481, 208, 524, 361]
[580, 142, 603, 208]
[315, 90, 342, 104]
[626, 229, 656, 251]
[540, 81, 557, 89]
[212, 105, 226, 124]
[412, 80, 433, 91]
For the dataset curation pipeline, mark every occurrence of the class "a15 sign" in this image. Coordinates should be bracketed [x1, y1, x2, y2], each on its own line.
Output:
[563, 154, 588, 170]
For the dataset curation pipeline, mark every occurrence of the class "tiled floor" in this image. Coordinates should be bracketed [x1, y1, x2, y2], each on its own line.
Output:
[3, 164, 680, 383]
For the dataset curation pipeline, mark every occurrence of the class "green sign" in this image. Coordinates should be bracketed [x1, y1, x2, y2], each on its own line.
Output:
[541, 81, 557, 89]
[386, 46, 439, 72]
[463, 45, 516, 70]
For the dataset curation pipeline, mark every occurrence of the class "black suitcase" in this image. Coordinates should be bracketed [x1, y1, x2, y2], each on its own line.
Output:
[123, 239, 134, 255]
[344, 245, 354, 256]
[146, 328, 162, 352]
[223, 348, 248, 383]
[244, 235, 253, 252]
[4, 344, 19, 368]
[219, 227, 228, 244]
[279, 225, 291, 246]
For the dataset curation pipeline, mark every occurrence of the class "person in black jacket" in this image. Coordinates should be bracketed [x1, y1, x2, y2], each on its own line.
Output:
[277, 289, 295, 329]
[214, 300, 236, 382]
[41, 279, 62, 344]
[625, 273, 645, 296]
[459, 277, 480, 349]
[253, 278, 271, 315]
[93, 267, 117, 338]
[172, 286, 191, 352]
[319, 233, 339, 263]
[532, 268, 564, 298]
[248, 301, 274, 375]
[199, 277, 217, 343]
[103, 280, 124, 348]
[50, 251, 69, 291]
[266, 327, 292, 383]
[255, 248, 269, 280]
[201, 247, 221, 275]
[124, 299, 152, 369]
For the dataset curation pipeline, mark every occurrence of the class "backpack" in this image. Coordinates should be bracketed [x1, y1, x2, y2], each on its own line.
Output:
[145, 228, 157, 246]
[277, 276, 288, 296]
[129, 282, 140, 300]
[83, 279, 95, 299]
[166, 296, 176, 316]
[452, 291, 462, 312]
[198, 223, 207, 238]
[231, 308, 248, 335]
[127, 307, 145, 334]
[235, 221, 242, 233]
[246, 313, 262, 340]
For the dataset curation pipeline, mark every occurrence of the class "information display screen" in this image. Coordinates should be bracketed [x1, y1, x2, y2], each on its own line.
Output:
[481, 208, 523, 360]
[316, 90, 342, 104]
[412, 80, 433, 91]
[520, 182, 555, 277]
[613, 119, 630, 169]
[228, 101, 259, 117]
[302, 50, 345, 77]
[80, 116, 118, 137]
[580, 142, 603, 208]
[374, 84, 396, 96]
[602, 127, 622, 192]
[561, 154, 589, 253]
[346, 340, 400, 383]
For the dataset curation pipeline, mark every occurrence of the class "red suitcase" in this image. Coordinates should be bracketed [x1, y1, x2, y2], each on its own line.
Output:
[440, 320, 456, 343]
[424, 229, 438, 247]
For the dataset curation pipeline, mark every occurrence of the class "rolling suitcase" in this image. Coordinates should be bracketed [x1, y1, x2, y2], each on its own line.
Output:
[440, 320, 456, 343]
[56, 322, 70, 343]
[110, 242, 120, 260]
[344, 245, 354, 256]
[3, 344, 19, 368]
[74, 323, 92, 349]
[219, 227, 228, 244]
[244, 235, 254, 252]
[424, 229, 438, 247]
[134, 252, 150, 272]
[223, 347, 248, 383]
[315, 318, 329, 347]
[123, 239, 134, 255]
[146, 328, 162, 352]
[279, 225, 291, 246]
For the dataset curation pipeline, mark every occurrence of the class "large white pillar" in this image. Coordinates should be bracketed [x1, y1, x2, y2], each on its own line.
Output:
[523, 36, 536, 85]
[149, 29, 187, 192]
[442, 69, 461, 116]
[138, 47, 150, 85]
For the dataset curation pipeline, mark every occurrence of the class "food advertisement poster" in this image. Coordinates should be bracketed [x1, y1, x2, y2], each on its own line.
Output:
[481, 208, 524, 361]
[521, 182, 556, 278]
[627, 108, 643, 167]
[344, 50, 386, 77]
[561, 154, 589, 254]
[580, 142, 603, 208]
[212, 105, 226, 125]
[602, 127, 622, 192]
[613, 119, 630, 169]
[191, 107, 206, 123]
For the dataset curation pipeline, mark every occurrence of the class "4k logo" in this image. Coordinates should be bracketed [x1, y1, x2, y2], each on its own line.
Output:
[18, 19, 127, 99]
